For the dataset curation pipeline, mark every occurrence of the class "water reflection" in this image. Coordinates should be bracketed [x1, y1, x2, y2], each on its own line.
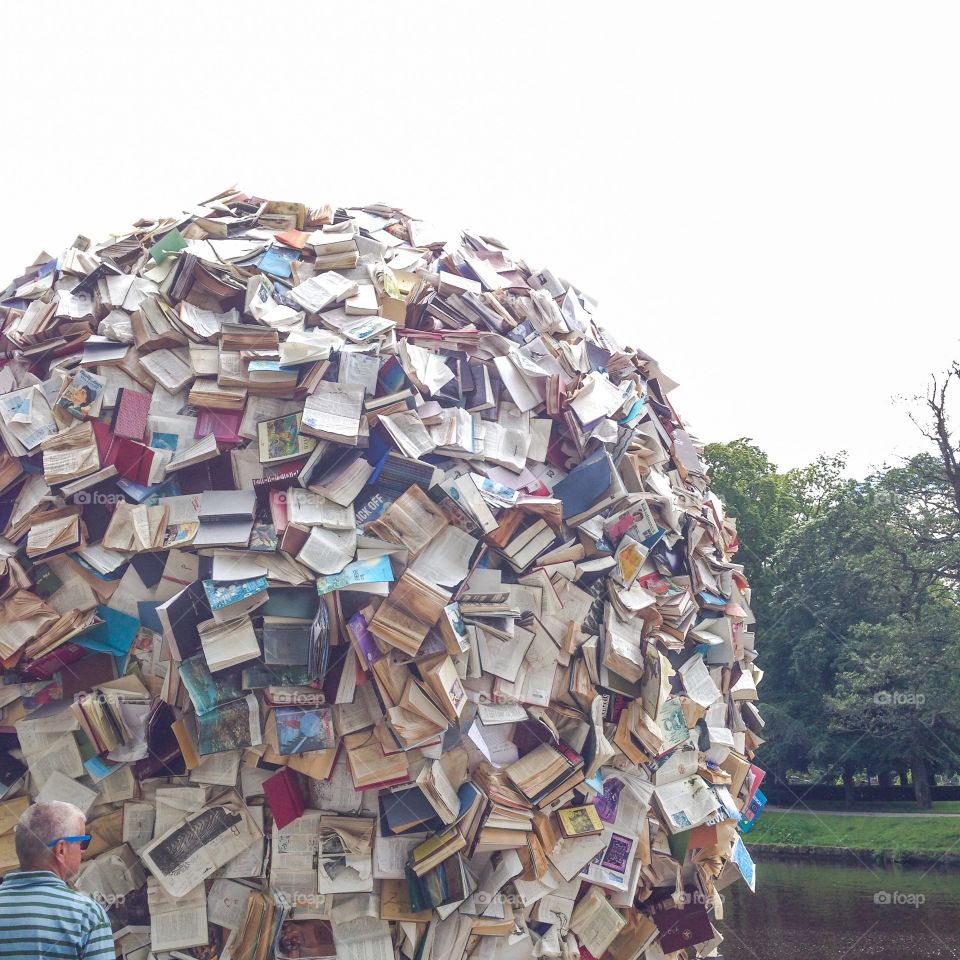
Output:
[721, 857, 960, 959]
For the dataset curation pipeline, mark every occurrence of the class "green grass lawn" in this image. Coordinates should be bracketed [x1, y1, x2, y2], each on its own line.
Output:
[747, 809, 960, 853]
[769, 799, 960, 814]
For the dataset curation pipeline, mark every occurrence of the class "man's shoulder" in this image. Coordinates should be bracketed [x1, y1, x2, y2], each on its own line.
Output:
[0, 870, 66, 895]
[57, 885, 111, 923]
[0, 873, 108, 920]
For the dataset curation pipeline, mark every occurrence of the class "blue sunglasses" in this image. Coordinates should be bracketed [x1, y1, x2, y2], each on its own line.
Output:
[46, 835, 91, 851]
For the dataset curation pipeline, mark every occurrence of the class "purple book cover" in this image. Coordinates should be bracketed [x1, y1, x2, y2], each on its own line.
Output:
[195, 408, 243, 444]
[347, 612, 384, 668]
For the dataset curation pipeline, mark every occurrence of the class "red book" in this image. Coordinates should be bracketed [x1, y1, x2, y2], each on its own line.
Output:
[687, 823, 719, 849]
[112, 388, 152, 440]
[105, 437, 155, 485]
[746, 764, 766, 804]
[263, 766, 305, 829]
[91, 420, 115, 461]
[651, 897, 714, 953]
[20, 641, 88, 680]
[275, 229, 310, 250]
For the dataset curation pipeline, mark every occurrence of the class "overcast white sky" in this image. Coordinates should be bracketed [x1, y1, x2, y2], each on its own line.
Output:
[1, 1, 957, 477]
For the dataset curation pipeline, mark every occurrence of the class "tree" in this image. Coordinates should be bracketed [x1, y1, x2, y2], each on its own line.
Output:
[762, 479, 892, 792]
[767, 457, 960, 807]
[705, 396, 960, 808]
[828, 601, 960, 808]
[703, 440, 802, 591]
[909, 361, 960, 522]
[703, 440, 849, 783]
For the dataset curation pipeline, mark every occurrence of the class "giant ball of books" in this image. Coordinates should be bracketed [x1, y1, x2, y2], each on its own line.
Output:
[0, 190, 763, 959]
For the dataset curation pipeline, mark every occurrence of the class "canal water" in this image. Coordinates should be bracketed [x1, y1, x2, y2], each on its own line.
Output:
[720, 858, 960, 959]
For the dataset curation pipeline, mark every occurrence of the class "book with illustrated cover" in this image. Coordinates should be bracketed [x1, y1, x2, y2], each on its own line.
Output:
[274, 705, 336, 755]
[56, 369, 106, 421]
[557, 804, 604, 838]
[258, 413, 318, 464]
[202, 576, 269, 623]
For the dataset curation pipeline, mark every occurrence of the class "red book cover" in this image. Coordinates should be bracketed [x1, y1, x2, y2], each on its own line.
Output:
[195, 408, 243, 444]
[554, 741, 583, 770]
[106, 437, 155, 485]
[687, 823, 718, 850]
[275, 229, 310, 250]
[113, 388, 152, 440]
[91, 420, 114, 462]
[263, 766, 306, 829]
[20, 641, 88, 680]
[651, 897, 713, 953]
[746, 765, 766, 804]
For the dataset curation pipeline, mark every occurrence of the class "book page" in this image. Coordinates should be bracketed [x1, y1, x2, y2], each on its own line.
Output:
[140, 795, 262, 897]
[409, 526, 477, 587]
[379, 411, 436, 459]
[122, 800, 157, 852]
[36, 770, 99, 814]
[366, 485, 447, 556]
[24, 734, 85, 789]
[302, 381, 365, 441]
[148, 878, 209, 952]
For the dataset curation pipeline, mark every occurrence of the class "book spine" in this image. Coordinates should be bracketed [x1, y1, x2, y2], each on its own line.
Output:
[554, 742, 582, 768]
[20, 641, 87, 679]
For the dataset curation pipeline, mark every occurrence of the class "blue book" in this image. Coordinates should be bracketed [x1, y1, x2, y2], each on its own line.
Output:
[258, 245, 300, 279]
[76, 605, 139, 658]
[137, 600, 164, 634]
[553, 447, 616, 522]
[731, 835, 756, 890]
[739, 789, 767, 833]
[354, 488, 396, 526]
[203, 576, 268, 612]
[315, 556, 395, 596]
[180, 653, 243, 715]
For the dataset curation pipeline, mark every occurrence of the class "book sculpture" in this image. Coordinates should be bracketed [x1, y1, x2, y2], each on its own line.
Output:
[0, 189, 763, 959]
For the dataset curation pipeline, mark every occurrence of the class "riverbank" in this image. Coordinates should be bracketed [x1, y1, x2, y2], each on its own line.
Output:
[750, 844, 960, 865]
[721, 858, 960, 960]
[746, 808, 960, 864]
[763, 799, 960, 814]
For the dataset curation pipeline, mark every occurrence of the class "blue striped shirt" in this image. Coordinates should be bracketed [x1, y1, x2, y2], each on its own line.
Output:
[0, 870, 115, 960]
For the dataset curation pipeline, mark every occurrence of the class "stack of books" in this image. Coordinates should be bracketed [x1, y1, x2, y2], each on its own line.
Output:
[0, 188, 762, 960]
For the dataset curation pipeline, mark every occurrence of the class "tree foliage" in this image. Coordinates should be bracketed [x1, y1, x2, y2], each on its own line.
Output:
[704, 365, 960, 806]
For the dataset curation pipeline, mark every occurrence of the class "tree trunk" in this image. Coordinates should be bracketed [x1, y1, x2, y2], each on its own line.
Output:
[842, 764, 856, 807]
[911, 753, 932, 809]
[878, 770, 892, 789]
